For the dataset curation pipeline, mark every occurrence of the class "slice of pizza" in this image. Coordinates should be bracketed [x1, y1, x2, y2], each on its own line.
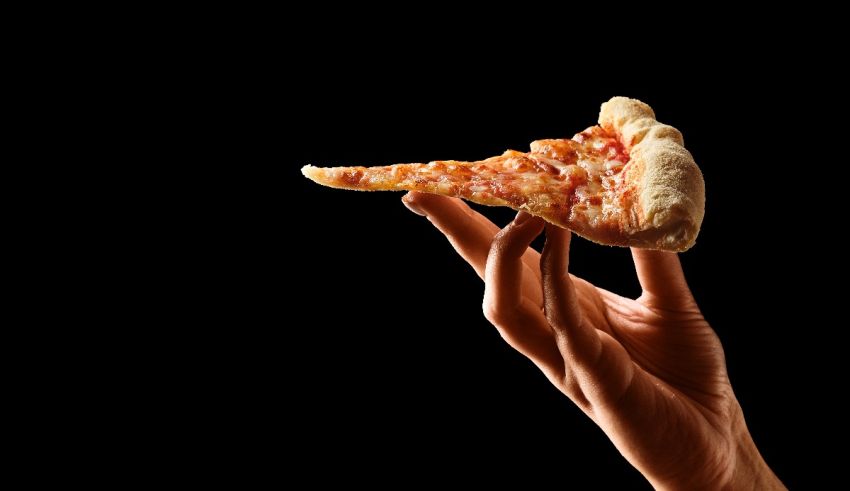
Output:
[302, 97, 705, 251]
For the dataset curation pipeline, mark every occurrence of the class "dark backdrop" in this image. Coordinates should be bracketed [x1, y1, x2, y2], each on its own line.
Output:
[228, 61, 840, 488]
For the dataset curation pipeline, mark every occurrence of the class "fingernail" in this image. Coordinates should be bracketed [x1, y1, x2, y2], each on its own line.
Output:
[514, 211, 531, 224]
[402, 194, 426, 216]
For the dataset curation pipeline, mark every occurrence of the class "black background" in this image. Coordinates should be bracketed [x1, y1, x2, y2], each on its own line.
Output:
[213, 50, 841, 488]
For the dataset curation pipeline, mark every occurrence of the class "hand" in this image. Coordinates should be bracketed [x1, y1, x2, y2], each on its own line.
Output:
[402, 191, 784, 490]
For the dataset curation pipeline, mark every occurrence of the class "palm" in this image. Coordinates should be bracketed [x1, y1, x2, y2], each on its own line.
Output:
[567, 282, 739, 486]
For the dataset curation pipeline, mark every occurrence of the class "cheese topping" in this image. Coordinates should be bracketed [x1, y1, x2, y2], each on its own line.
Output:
[303, 125, 631, 236]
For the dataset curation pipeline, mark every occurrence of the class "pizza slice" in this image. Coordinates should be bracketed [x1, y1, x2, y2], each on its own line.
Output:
[302, 97, 705, 252]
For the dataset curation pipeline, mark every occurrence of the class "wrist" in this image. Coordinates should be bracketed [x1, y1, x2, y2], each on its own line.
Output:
[726, 415, 785, 490]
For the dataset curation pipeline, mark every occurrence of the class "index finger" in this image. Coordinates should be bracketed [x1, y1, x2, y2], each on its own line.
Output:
[402, 192, 541, 280]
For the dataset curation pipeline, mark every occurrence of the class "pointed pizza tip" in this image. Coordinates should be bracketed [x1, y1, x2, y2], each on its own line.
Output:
[301, 165, 320, 181]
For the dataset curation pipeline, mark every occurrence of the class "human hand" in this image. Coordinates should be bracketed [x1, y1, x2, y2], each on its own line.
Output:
[402, 191, 784, 490]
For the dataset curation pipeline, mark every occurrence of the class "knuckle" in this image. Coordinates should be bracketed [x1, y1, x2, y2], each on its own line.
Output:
[496, 328, 520, 346]
[489, 226, 518, 256]
[482, 300, 514, 327]
[562, 371, 580, 394]
[560, 370, 591, 409]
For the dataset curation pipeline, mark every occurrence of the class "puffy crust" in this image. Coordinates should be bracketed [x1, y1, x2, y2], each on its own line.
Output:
[599, 97, 705, 251]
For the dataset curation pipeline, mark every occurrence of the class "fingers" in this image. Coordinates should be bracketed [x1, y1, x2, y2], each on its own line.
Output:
[541, 225, 602, 366]
[482, 213, 563, 373]
[540, 226, 635, 406]
[630, 248, 695, 310]
[484, 212, 544, 314]
[402, 192, 499, 277]
[402, 192, 541, 282]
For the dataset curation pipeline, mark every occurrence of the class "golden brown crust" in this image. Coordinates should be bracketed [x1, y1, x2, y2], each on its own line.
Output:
[599, 97, 705, 251]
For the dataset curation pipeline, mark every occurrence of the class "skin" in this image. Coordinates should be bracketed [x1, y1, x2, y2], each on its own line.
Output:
[402, 191, 785, 490]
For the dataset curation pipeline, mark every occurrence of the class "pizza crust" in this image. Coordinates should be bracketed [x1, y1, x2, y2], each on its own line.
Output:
[599, 97, 705, 251]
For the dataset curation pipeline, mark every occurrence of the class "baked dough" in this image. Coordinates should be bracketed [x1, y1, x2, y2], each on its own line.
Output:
[599, 97, 705, 251]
